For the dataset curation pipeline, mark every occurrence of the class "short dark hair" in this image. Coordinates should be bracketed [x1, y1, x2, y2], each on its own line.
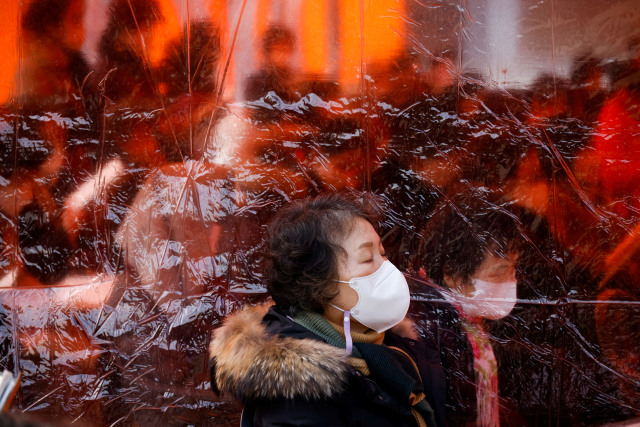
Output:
[22, 0, 74, 36]
[262, 26, 295, 54]
[415, 186, 520, 287]
[265, 193, 372, 314]
[161, 20, 221, 97]
[98, 0, 163, 60]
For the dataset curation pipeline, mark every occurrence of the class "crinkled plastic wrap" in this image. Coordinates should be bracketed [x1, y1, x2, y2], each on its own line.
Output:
[0, 0, 639, 425]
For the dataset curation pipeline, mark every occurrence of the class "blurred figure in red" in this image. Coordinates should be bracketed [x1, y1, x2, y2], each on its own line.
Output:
[0, 0, 92, 287]
[244, 26, 298, 104]
[568, 55, 608, 125]
[504, 75, 602, 251]
[94, 0, 163, 106]
[580, 37, 640, 411]
[160, 20, 221, 102]
[92, 0, 167, 168]
[578, 38, 640, 220]
[60, 0, 169, 275]
[18, 0, 90, 109]
[156, 20, 222, 162]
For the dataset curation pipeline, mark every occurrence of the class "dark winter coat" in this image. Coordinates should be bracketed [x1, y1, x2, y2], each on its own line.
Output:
[409, 285, 479, 426]
[410, 283, 532, 426]
[411, 281, 636, 426]
[209, 304, 447, 427]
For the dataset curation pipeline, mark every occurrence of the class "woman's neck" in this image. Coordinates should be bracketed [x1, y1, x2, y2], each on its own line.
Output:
[322, 305, 369, 333]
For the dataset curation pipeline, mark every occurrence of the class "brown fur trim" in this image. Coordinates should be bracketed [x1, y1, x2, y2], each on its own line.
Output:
[209, 304, 349, 402]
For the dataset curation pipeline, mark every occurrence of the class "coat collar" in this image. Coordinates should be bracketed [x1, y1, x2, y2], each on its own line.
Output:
[209, 304, 350, 402]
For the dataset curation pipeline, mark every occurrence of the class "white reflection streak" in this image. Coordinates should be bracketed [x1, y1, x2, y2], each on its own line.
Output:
[485, 0, 519, 84]
[65, 159, 125, 212]
[0, 269, 17, 288]
[21, 384, 65, 412]
[203, 0, 248, 151]
[406, 274, 640, 306]
[206, 110, 248, 164]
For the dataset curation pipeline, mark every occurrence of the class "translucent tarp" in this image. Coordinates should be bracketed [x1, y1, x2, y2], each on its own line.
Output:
[0, 0, 639, 425]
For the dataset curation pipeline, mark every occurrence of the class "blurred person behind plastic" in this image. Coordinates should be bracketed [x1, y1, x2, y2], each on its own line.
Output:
[92, 0, 166, 169]
[93, 0, 163, 107]
[583, 36, 640, 413]
[575, 37, 640, 221]
[102, 24, 240, 412]
[0, 0, 100, 287]
[17, 0, 90, 110]
[0, 6, 109, 405]
[238, 25, 314, 192]
[60, 0, 171, 275]
[70, 13, 225, 275]
[504, 75, 593, 245]
[385, 51, 466, 193]
[410, 185, 633, 425]
[409, 186, 523, 426]
[568, 55, 608, 125]
[112, 24, 233, 408]
[110, 159, 239, 424]
[244, 25, 299, 106]
[16, 0, 100, 206]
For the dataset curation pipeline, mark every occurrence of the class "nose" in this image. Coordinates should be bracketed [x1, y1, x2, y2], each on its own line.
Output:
[375, 253, 388, 270]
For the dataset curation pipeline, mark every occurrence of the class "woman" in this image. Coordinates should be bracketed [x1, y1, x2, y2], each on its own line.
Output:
[410, 188, 521, 427]
[209, 193, 446, 426]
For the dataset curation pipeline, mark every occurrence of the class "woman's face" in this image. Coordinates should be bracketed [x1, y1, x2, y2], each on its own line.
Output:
[329, 217, 386, 312]
[445, 250, 519, 319]
[446, 250, 518, 297]
[472, 251, 517, 286]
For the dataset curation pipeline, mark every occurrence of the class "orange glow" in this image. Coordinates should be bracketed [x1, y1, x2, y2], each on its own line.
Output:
[301, 0, 329, 75]
[254, 0, 271, 58]
[339, 0, 406, 90]
[0, 0, 19, 104]
[209, 0, 228, 26]
[148, 0, 181, 65]
[209, 0, 234, 99]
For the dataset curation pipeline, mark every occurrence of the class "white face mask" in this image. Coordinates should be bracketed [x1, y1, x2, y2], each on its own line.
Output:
[331, 260, 411, 333]
[453, 278, 517, 320]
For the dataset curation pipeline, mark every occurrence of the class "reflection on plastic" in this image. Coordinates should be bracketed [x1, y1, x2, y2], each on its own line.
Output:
[0, 0, 639, 425]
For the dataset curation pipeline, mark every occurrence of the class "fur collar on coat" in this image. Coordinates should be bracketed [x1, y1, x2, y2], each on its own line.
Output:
[209, 305, 350, 403]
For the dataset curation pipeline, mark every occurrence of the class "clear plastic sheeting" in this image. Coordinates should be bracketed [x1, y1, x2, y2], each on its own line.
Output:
[0, 0, 639, 425]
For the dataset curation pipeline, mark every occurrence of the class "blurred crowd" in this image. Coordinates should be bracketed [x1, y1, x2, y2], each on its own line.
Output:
[0, 0, 640, 424]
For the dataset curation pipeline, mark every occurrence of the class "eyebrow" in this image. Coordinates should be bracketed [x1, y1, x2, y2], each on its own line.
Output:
[358, 242, 374, 249]
[489, 261, 512, 270]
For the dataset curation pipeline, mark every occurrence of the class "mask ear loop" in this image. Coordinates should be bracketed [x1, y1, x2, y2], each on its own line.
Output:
[330, 300, 353, 356]
[343, 310, 353, 356]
